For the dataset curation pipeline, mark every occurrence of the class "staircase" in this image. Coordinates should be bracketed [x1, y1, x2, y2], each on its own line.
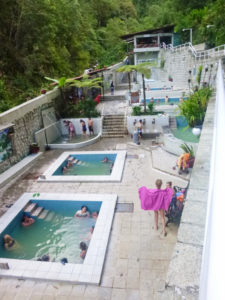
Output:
[169, 116, 177, 129]
[24, 202, 55, 221]
[102, 115, 127, 138]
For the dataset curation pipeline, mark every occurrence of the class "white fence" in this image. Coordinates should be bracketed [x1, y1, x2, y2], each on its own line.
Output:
[199, 61, 225, 300]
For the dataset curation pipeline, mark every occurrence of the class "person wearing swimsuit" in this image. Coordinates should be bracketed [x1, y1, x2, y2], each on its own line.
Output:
[80, 120, 87, 136]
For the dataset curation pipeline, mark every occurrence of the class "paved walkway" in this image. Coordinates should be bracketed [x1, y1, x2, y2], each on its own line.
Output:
[0, 137, 187, 300]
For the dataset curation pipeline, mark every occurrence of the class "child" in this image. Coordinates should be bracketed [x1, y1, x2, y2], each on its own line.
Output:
[79, 242, 88, 259]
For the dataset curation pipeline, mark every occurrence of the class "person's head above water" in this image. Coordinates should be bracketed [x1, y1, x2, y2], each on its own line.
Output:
[81, 205, 88, 213]
[155, 179, 162, 189]
[80, 241, 87, 251]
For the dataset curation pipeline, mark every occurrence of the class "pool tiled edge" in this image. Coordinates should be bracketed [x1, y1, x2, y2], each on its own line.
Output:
[0, 193, 117, 285]
[38, 150, 127, 182]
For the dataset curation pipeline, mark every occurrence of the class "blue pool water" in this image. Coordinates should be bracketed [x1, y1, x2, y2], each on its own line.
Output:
[141, 97, 188, 105]
[54, 153, 117, 176]
[0, 200, 101, 263]
[172, 116, 200, 143]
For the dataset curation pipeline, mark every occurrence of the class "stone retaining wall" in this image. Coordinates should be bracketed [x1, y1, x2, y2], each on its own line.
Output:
[0, 89, 60, 173]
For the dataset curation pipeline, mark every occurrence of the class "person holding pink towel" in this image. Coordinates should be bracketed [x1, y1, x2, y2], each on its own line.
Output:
[139, 179, 173, 237]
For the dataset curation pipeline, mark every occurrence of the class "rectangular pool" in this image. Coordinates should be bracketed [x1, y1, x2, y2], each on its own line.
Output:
[39, 151, 126, 182]
[0, 193, 117, 284]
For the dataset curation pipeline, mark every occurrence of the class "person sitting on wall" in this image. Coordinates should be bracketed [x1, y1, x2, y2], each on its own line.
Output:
[79, 242, 88, 259]
[21, 215, 35, 227]
[74, 205, 90, 217]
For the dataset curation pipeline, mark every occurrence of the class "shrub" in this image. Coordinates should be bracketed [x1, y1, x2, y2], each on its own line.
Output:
[180, 143, 194, 158]
[148, 102, 155, 114]
[62, 99, 100, 118]
[132, 106, 142, 116]
[179, 87, 212, 127]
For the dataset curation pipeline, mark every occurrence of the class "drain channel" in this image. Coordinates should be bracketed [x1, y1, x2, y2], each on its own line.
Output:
[115, 203, 134, 213]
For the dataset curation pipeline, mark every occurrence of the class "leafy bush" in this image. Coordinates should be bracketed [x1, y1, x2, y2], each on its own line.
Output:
[132, 106, 142, 116]
[180, 143, 194, 158]
[179, 87, 212, 127]
[196, 65, 203, 87]
[148, 102, 155, 114]
[63, 99, 100, 118]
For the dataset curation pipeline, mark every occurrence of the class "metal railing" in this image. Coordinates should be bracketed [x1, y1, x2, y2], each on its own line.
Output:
[165, 42, 225, 60]
[199, 60, 225, 300]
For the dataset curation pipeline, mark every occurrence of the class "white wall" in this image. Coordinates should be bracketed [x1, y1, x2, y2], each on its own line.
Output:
[60, 118, 102, 136]
[127, 115, 169, 134]
[35, 118, 102, 150]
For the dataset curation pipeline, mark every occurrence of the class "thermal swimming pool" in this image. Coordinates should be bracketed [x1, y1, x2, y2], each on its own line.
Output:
[0, 193, 117, 284]
[141, 97, 188, 105]
[39, 151, 126, 182]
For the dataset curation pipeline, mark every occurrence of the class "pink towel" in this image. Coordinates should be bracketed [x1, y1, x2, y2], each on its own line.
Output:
[139, 187, 173, 211]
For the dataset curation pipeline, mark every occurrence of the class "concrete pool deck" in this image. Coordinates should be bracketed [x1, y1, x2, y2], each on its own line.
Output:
[0, 137, 187, 299]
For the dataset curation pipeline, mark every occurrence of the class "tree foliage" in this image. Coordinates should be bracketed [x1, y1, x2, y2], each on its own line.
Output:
[0, 0, 224, 112]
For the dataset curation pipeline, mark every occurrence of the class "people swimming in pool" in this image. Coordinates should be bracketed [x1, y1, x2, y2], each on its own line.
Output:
[79, 242, 88, 259]
[67, 155, 75, 168]
[101, 157, 109, 163]
[21, 215, 35, 227]
[37, 254, 50, 261]
[62, 166, 68, 174]
[3, 234, 18, 251]
[74, 205, 90, 217]
[91, 211, 98, 219]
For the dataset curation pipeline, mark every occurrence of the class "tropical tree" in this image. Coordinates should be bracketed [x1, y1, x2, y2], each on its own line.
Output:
[117, 62, 153, 112]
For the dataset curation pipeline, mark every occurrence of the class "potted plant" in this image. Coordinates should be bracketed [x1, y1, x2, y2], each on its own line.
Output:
[180, 143, 195, 168]
[30, 143, 40, 154]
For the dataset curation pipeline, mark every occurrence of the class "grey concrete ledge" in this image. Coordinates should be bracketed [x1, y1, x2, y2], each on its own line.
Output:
[162, 97, 215, 299]
[0, 152, 43, 188]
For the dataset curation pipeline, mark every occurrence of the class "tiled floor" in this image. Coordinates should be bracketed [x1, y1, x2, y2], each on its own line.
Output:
[0, 137, 187, 299]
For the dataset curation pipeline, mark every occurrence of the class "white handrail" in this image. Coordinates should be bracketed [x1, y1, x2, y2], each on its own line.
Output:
[199, 61, 225, 300]
[165, 42, 225, 60]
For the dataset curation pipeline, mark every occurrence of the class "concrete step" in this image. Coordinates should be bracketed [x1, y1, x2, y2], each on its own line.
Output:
[103, 115, 124, 118]
[103, 125, 125, 130]
[102, 130, 126, 135]
[31, 206, 44, 217]
[38, 209, 49, 219]
[45, 211, 56, 222]
[24, 202, 37, 214]
[102, 134, 125, 138]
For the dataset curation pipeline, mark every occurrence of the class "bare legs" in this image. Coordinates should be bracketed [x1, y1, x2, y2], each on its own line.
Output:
[154, 210, 166, 236]
[154, 211, 159, 230]
[159, 209, 166, 236]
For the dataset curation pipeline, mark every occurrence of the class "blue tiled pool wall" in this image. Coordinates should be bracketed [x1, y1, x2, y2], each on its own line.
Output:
[53, 153, 117, 176]
[0, 210, 24, 247]
[141, 97, 188, 104]
[30, 200, 102, 217]
[0, 200, 102, 252]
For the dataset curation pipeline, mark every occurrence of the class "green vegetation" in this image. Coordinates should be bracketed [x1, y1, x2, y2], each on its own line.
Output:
[179, 87, 212, 127]
[132, 102, 164, 116]
[180, 143, 195, 158]
[0, 0, 224, 112]
[117, 62, 153, 112]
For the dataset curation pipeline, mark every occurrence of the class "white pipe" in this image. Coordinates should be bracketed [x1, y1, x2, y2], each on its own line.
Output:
[199, 61, 225, 300]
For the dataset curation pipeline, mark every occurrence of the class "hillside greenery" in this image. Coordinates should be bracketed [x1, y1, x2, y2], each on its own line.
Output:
[0, 0, 224, 112]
